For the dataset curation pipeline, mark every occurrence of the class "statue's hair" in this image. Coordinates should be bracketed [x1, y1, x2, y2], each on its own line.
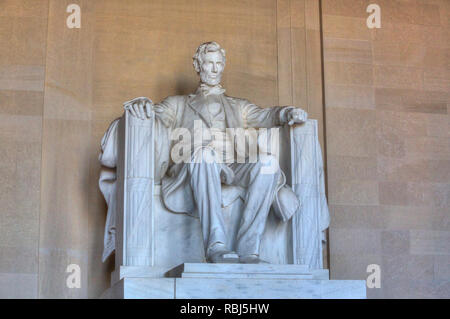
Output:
[193, 41, 226, 73]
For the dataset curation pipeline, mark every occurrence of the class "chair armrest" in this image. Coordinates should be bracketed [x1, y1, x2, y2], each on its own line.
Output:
[115, 110, 155, 267]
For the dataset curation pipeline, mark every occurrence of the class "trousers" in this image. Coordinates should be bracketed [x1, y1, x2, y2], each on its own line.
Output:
[187, 147, 281, 257]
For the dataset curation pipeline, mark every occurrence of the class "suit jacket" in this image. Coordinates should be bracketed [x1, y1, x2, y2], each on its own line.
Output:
[154, 92, 291, 217]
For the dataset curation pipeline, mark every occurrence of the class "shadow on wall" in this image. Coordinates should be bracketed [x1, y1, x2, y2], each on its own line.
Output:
[175, 76, 198, 96]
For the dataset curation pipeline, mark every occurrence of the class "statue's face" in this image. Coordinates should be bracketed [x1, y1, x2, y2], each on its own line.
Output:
[199, 51, 225, 86]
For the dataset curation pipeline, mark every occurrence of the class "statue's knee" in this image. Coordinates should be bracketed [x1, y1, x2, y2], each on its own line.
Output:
[258, 154, 280, 172]
[252, 154, 280, 178]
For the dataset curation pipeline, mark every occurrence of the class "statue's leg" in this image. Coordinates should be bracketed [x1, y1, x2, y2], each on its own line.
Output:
[188, 147, 237, 263]
[231, 154, 281, 263]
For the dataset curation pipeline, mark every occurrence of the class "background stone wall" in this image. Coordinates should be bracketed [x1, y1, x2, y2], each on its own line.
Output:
[0, 0, 48, 298]
[322, 0, 449, 298]
[0, 0, 324, 298]
[0, 0, 448, 299]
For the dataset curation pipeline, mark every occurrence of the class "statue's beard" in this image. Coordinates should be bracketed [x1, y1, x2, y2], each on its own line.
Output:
[200, 72, 222, 86]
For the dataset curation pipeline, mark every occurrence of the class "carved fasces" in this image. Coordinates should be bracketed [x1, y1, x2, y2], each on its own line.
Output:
[117, 100, 155, 266]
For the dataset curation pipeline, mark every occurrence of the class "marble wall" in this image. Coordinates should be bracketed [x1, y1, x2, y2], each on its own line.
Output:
[3, 0, 447, 299]
[322, 0, 449, 298]
[0, 0, 48, 298]
[0, 0, 324, 298]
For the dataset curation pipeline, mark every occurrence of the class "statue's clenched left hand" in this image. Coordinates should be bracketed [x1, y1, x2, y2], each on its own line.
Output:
[284, 107, 308, 125]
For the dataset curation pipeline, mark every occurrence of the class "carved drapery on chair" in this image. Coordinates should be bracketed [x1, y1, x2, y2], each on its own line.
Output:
[290, 121, 329, 269]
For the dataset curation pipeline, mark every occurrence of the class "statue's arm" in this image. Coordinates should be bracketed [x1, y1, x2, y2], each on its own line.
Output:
[153, 96, 178, 128]
[241, 100, 289, 128]
[124, 96, 178, 128]
[241, 100, 281, 128]
[242, 100, 307, 128]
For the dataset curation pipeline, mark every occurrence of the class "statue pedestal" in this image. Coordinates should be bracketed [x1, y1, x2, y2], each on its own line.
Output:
[101, 263, 366, 299]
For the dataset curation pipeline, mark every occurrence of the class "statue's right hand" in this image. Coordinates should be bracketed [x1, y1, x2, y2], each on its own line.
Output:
[124, 97, 153, 119]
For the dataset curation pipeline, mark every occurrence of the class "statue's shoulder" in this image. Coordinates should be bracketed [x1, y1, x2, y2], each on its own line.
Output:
[224, 95, 249, 106]
[159, 95, 189, 106]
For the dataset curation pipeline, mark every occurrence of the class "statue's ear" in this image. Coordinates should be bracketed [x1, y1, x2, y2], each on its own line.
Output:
[193, 59, 200, 73]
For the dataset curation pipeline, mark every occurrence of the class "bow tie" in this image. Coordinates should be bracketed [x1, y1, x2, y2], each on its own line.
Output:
[197, 84, 226, 97]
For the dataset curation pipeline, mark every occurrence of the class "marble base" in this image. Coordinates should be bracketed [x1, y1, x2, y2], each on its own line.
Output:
[111, 265, 172, 285]
[101, 263, 366, 299]
[178, 263, 315, 279]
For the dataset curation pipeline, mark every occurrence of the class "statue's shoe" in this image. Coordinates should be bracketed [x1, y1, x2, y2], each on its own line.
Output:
[207, 250, 239, 263]
[239, 255, 270, 264]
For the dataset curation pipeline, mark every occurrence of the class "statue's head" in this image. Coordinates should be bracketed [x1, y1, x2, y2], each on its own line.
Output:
[193, 41, 226, 86]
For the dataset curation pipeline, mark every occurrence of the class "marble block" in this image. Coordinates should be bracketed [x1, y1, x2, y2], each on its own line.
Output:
[111, 265, 173, 285]
[175, 278, 366, 299]
[101, 263, 366, 299]
[178, 263, 313, 279]
[178, 263, 310, 274]
[178, 263, 330, 279]
[102, 277, 366, 299]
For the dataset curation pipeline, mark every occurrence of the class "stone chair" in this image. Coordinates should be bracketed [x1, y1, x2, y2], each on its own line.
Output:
[99, 107, 330, 284]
